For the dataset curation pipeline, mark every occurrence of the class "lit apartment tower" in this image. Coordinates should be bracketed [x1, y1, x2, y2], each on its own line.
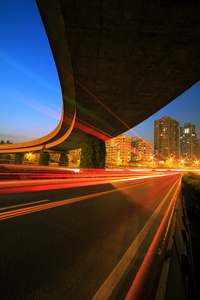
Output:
[131, 138, 151, 161]
[180, 123, 197, 163]
[105, 134, 132, 165]
[154, 116, 179, 160]
[196, 139, 200, 160]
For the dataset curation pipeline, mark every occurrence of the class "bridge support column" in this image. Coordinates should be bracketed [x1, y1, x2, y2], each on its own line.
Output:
[58, 153, 69, 166]
[38, 148, 50, 166]
[14, 153, 24, 165]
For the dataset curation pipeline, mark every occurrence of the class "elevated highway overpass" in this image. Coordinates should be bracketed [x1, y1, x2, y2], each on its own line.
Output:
[1, 0, 200, 154]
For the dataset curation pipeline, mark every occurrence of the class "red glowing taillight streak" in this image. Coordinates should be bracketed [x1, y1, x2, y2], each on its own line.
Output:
[0, 172, 177, 196]
[64, 112, 113, 141]
[61, 67, 165, 159]
[64, 113, 144, 156]
[125, 178, 181, 300]
[0, 173, 178, 221]
[63, 115, 111, 141]
[0, 173, 81, 178]
[0, 183, 141, 221]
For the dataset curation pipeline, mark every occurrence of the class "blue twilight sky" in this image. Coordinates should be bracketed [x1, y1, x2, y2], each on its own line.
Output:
[125, 82, 200, 147]
[0, 0, 62, 143]
[0, 0, 200, 147]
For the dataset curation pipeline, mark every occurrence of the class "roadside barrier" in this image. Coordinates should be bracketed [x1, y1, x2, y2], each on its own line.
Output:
[125, 178, 196, 300]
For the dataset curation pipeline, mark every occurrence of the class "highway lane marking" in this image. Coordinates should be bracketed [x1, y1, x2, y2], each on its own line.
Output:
[0, 199, 49, 212]
[92, 179, 181, 300]
[0, 181, 149, 221]
[0, 174, 179, 222]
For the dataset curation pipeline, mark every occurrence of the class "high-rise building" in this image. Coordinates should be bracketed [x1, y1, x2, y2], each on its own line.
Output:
[196, 139, 200, 160]
[154, 116, 179, 160]
[105, 134, 132, 165]
[131, 138, 151, 161]
[180, 123, 197, 163]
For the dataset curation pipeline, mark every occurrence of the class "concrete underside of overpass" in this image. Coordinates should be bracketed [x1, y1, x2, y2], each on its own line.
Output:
[1, 0, 200, 153]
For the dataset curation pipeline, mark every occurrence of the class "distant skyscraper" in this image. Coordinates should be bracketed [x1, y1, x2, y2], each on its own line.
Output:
[196, 139, 200, 160]
[154, 116, 179, 160]
[180, 123, 197, 163]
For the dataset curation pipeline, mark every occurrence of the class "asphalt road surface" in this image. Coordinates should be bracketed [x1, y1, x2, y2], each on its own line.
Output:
[0, 172, 181, 299]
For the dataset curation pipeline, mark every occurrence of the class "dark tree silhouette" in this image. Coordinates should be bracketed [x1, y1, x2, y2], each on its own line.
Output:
[58, 153, 69, 166]
[80, 135, 106, 169]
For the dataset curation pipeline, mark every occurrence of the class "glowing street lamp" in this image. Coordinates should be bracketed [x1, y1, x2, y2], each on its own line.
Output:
[166, 157, 173, 169]
[25, 152, 32, 159]
[25, 152, 36, 163]
[149, 155, 155, 167]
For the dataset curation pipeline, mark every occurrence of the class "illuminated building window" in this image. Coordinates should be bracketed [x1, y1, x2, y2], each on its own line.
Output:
[184, 128, 189, 134]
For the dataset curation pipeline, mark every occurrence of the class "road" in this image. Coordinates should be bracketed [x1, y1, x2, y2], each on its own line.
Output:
[0, 171, 181, 299]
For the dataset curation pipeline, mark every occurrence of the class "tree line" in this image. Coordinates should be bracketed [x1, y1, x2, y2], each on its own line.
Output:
[0, 136, 106, 169]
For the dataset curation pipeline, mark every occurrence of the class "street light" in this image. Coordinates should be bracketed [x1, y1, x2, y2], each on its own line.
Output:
[25, 152, 36, 163]
[149, 155, 155, 168]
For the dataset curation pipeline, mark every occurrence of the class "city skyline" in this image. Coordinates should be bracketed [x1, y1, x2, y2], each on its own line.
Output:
[1, 1, 200, 148]
[125, 81, 200, 147]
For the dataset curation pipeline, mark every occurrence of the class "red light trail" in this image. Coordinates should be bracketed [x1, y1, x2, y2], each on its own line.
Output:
[63, 112, 111, 141]
[63, 112, 147, 157]
[60, 66, 166, 160]
[0, 172, 179, 220]
[0, 172, 178, 195]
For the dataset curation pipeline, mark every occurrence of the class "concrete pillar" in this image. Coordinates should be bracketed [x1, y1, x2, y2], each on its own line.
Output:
[14, 153, 24, 165]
